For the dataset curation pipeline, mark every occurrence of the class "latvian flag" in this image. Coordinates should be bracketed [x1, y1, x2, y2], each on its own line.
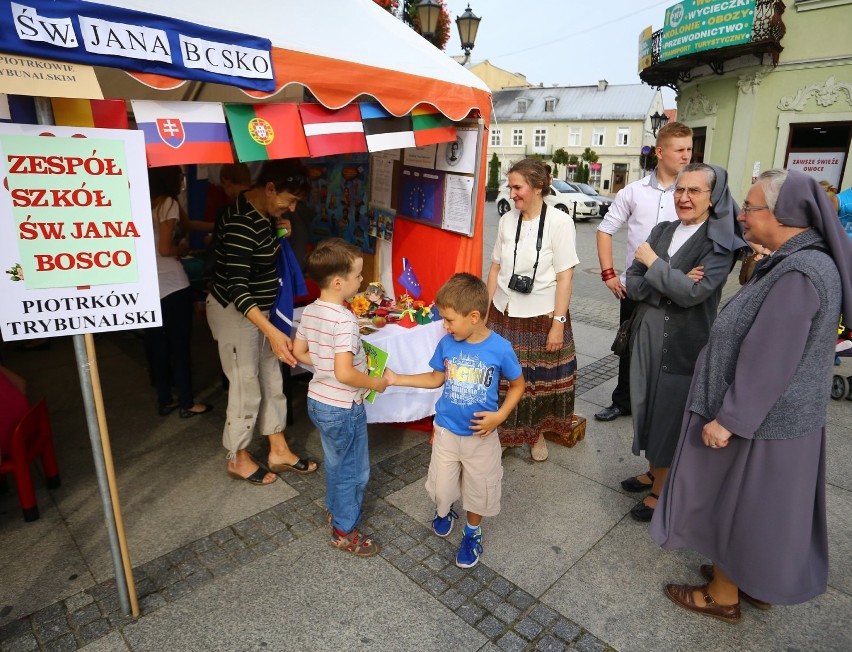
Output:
[225, 103, 309, 162]
[359, 103, 415, 152]
[411, 106, 457, 146]
[131, 100, 233, 167]
[51, 98, 129, 129]
[299, 103, 366, 158]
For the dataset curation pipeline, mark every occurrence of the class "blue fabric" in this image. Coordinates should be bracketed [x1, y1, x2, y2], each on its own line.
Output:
[837, 187, 852, 240]
[270, 237, 307, 337]
[308, 398, 369, 535]
[429, 331, 523, 436]
[0, 0, 275, 92]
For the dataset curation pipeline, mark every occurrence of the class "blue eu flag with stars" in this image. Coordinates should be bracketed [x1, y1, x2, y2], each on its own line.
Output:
[397, 258, 421, 298]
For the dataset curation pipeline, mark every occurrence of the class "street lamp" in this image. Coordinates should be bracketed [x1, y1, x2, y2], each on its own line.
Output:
[649, 111, 669, 137]
[416, 0, 442, 39]
[456, 4, 481, 66]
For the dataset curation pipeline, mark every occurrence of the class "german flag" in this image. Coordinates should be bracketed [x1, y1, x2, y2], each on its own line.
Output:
[411, 106, 456, 147]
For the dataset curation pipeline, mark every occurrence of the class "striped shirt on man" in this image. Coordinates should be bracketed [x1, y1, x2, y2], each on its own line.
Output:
[210, 193, 279, 314]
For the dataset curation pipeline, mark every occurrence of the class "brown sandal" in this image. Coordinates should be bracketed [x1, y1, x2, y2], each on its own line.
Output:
[330, 528, 380, 557]
[665, 583, 741, 624]
[700, 565, 772, 610]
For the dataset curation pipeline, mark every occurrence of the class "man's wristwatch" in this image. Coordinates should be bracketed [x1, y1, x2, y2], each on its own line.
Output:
[552, 315, 567, 324]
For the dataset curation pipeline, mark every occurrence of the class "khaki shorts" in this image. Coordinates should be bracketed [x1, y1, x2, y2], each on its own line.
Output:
[425, 426, 503, 518]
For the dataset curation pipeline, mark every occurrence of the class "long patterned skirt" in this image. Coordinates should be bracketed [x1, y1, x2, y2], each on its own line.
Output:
[487, 303, 576, 447]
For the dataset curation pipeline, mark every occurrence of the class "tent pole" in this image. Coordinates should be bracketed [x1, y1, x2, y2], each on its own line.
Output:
[71, 334, 131, 616]
[84, 333, 140, 617]
[33, 97, 135, 617]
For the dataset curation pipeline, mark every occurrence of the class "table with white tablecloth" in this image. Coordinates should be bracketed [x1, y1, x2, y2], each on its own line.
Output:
[292, 308, 446, 424]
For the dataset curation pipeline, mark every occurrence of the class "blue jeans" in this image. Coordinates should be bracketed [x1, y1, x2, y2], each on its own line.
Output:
[307, 398, 370, 534]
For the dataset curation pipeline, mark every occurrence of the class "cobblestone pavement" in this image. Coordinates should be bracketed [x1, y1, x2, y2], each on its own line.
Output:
[0, 443, 614, 652]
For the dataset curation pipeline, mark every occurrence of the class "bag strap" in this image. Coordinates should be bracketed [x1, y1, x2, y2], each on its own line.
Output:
[510, 203, 547, 282]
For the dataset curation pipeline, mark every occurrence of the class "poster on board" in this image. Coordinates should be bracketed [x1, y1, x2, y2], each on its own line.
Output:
[403, 144, 437, 169]
[398, 166, 445, 228]
[304, 152, 375, 254]
[0, 123, 160, 341]
[435, 129, 478, 174]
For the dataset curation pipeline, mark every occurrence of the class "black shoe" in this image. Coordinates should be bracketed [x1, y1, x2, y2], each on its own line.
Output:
[630, 494, 658, 522]
[594, 404, 630, 422]
[621, 471, 654, 492]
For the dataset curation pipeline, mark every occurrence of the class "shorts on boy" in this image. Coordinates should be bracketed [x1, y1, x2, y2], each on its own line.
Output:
[426, 425, 503, 518]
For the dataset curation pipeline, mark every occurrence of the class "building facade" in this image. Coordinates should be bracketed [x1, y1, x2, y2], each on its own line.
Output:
[641, 0, 852, 198]
[489, 82, 665, 196]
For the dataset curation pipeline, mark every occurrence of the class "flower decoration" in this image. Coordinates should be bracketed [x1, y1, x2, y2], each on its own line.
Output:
[372, 0, 399, 12]
[5, 263, 23, 281]
[397, 293, 414, 310]
[350, 294, 371, 317]
[406, 0, 451, 51]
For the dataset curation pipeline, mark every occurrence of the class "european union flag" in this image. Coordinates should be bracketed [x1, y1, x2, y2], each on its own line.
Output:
[397, 258, 421, 298]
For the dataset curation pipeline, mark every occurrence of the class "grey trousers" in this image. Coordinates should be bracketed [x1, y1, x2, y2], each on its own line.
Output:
[206, 297, 286, 458]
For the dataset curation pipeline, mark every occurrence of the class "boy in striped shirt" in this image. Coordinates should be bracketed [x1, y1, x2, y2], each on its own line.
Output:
[293, 238, 388, 557]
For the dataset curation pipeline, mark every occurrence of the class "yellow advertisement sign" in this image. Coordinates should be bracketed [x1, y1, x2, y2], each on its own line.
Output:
[638, 26, 654, 72]
[0, 52, 103, 99]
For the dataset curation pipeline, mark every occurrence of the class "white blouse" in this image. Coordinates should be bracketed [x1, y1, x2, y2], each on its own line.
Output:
[491, 206, 579, 318]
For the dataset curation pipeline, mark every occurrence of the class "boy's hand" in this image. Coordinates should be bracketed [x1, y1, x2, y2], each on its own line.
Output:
[373, 374, 389, 393]
[470, 411, 501, 437]
[383, 368, 398, 386]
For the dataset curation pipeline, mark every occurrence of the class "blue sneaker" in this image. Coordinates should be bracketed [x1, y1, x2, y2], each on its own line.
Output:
[456, 527, 483, 568]
[432, 508, 458, 537]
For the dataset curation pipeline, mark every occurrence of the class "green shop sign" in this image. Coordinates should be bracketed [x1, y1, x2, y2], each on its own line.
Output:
[660, 0, 756, 62]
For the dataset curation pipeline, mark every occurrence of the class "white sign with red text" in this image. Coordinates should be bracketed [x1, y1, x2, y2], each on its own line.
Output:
[0, 123, 160, 341]
[786, 151, 846, 189]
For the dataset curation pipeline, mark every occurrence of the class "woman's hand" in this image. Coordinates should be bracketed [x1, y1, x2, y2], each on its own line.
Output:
[268, 329, 296, 367]
[701, 419, 733, 449]
[546, 322, 563, 352]
[605, 276, 626, 299]
[634, 242, 658, 268]
[275, 216, 292, 237]
[686, 266, 705, 283]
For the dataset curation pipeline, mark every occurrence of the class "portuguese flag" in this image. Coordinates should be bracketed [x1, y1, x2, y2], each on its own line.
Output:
[411, 106, 456, 146]
[225, 103, 309, 162]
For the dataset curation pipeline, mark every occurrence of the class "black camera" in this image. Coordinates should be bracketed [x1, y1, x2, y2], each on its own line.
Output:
[508, 274, 534, 294]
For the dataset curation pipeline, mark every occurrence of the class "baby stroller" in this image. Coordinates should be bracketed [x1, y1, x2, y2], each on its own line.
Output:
[830, 325, 852, 401]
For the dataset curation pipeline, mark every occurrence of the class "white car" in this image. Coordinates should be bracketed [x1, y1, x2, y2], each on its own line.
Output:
[496, 179, 599, 221]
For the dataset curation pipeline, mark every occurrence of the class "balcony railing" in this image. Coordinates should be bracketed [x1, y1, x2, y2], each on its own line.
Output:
[640, 0, 786, 89]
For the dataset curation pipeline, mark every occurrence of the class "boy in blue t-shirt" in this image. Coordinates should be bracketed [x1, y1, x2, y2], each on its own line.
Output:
[385, 273, 524, 568]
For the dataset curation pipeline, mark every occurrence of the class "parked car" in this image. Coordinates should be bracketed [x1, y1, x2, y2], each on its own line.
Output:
[496, 179, 599, 221]
[564, 180, 612, 217]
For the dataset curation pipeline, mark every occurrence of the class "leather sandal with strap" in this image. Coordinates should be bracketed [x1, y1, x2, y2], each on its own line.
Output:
[665, 583, 741, 624]
[629, 492, 658, 522]
[330, 527, 381, 557]
[621, 471, 654, 492]
[700, 565, 772, 610]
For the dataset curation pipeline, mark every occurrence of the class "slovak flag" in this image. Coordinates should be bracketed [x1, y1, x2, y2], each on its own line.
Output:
[131, 100, 233, 167]
[397, 258, 421, 299]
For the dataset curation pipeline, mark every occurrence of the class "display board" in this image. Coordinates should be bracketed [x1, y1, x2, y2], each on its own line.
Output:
[372, 121, 482, 238]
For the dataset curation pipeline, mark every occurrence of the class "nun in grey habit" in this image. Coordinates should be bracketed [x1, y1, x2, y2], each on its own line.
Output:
[621, 163, 746, 522]
[651, 169, 852, 623]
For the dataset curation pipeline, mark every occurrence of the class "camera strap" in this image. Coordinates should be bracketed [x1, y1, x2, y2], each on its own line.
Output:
[510, 202, 547, 284]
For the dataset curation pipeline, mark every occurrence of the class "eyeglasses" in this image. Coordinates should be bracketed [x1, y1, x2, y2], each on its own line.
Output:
[739, 203, 769, 214]
[673, 186, 711, 198]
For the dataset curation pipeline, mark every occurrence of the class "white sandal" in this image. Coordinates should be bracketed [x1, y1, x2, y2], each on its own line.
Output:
[531, 435, 549, 461]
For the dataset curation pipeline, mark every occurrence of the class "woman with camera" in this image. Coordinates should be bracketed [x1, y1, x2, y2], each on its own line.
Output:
[486, 158, 580, 460]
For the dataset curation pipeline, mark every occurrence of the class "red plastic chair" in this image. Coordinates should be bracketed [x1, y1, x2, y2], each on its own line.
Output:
[0, 399, 60, 522]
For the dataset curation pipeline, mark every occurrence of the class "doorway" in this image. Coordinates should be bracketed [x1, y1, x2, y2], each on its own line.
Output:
[784, 122, 851, 189]
[611, 164, 628, 194]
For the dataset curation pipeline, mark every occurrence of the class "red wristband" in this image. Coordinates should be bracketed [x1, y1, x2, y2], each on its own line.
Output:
[601, 268, 617, 282]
